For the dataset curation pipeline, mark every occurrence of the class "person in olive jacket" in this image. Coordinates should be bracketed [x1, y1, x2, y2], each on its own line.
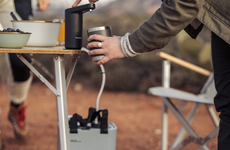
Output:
[74, 0, 230, 149]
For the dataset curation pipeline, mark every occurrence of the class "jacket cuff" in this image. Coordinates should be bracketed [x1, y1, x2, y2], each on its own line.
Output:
[121, 33, 140, 57]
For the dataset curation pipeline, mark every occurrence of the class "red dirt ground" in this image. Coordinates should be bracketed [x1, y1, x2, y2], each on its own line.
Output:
[0, 82, 218, 150]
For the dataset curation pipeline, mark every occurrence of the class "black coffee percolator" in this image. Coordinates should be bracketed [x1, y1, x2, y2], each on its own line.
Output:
[65, 3, 95, 50]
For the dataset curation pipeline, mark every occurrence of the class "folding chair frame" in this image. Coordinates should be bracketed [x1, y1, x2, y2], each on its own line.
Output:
[151, 52, 219, 150]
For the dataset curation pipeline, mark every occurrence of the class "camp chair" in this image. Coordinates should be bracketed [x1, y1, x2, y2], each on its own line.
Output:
[148, 52, 219, 150]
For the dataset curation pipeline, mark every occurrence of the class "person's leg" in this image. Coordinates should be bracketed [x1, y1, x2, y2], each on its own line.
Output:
[0, 0, 32, 142]
[5, 54, 32, 141]
[10, 0, 33, 106]
[7, 53, 32, 106]
[211, 32, 230, 150]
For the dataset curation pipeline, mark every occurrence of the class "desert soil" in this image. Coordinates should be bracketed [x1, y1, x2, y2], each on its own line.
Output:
[0, 81, 218, 150]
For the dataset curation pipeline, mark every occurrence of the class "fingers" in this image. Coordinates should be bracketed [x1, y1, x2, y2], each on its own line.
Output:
[87, 49, 109, 65]
[86, 36, 124, 65]
[89, 0, 99, 3]
[88, 48, 104, 55]
[37, 0, 50, 11]
[72, 0, 81, 7]
[72, 0, 97, 7]
[87, 41, 103, 50]
[87, 47, 115, 65]
[96, 57, 109, 65]
[88, 34, 105, 42]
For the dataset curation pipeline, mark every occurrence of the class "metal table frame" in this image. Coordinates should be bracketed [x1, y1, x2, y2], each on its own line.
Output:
[0, 46, 83, 150]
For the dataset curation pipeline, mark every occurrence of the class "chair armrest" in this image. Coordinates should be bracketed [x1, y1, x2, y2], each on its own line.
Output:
[156, 52, 211, 77]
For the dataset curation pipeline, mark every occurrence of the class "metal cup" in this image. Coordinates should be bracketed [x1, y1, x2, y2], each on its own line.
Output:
[87, 26, 112, 62]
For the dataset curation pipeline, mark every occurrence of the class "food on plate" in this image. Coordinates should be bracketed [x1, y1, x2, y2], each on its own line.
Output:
[0, 28, 25, 33]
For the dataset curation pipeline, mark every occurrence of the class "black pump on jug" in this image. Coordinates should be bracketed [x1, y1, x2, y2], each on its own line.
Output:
[65, 3, 95, 50]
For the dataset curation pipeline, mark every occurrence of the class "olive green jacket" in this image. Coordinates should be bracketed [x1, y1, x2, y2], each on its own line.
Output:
[126, 0, 230, 54]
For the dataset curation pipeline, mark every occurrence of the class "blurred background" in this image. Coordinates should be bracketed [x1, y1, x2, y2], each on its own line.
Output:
[31, 0, 116, 20]
[0, 0, 213, 93]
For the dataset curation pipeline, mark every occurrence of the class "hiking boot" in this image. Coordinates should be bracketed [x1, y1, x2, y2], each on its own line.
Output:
[8, 104, 30, 141]
[0, 130, 6, 150]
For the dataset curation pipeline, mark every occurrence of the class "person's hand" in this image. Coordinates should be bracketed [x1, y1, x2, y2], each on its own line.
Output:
[72, 0, 99, 7]
[37, 0, 51, 11]
[87, 34, 125, 65]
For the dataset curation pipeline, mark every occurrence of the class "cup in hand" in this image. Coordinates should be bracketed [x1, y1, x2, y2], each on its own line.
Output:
[87, 26, 112, 62]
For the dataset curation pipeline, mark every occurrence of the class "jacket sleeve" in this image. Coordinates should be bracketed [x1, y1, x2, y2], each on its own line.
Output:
[128, 0, 204, 53]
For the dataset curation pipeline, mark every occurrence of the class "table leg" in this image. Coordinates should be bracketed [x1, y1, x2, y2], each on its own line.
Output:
[18, 54, 71, 150]
[54, 55, 70, 150]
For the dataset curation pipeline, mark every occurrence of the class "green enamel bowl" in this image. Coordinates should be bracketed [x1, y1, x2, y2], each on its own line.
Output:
[0, 32, 31, 49]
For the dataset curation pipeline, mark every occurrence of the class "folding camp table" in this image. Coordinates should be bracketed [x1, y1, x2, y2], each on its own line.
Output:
[0, 46, 83, 150]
